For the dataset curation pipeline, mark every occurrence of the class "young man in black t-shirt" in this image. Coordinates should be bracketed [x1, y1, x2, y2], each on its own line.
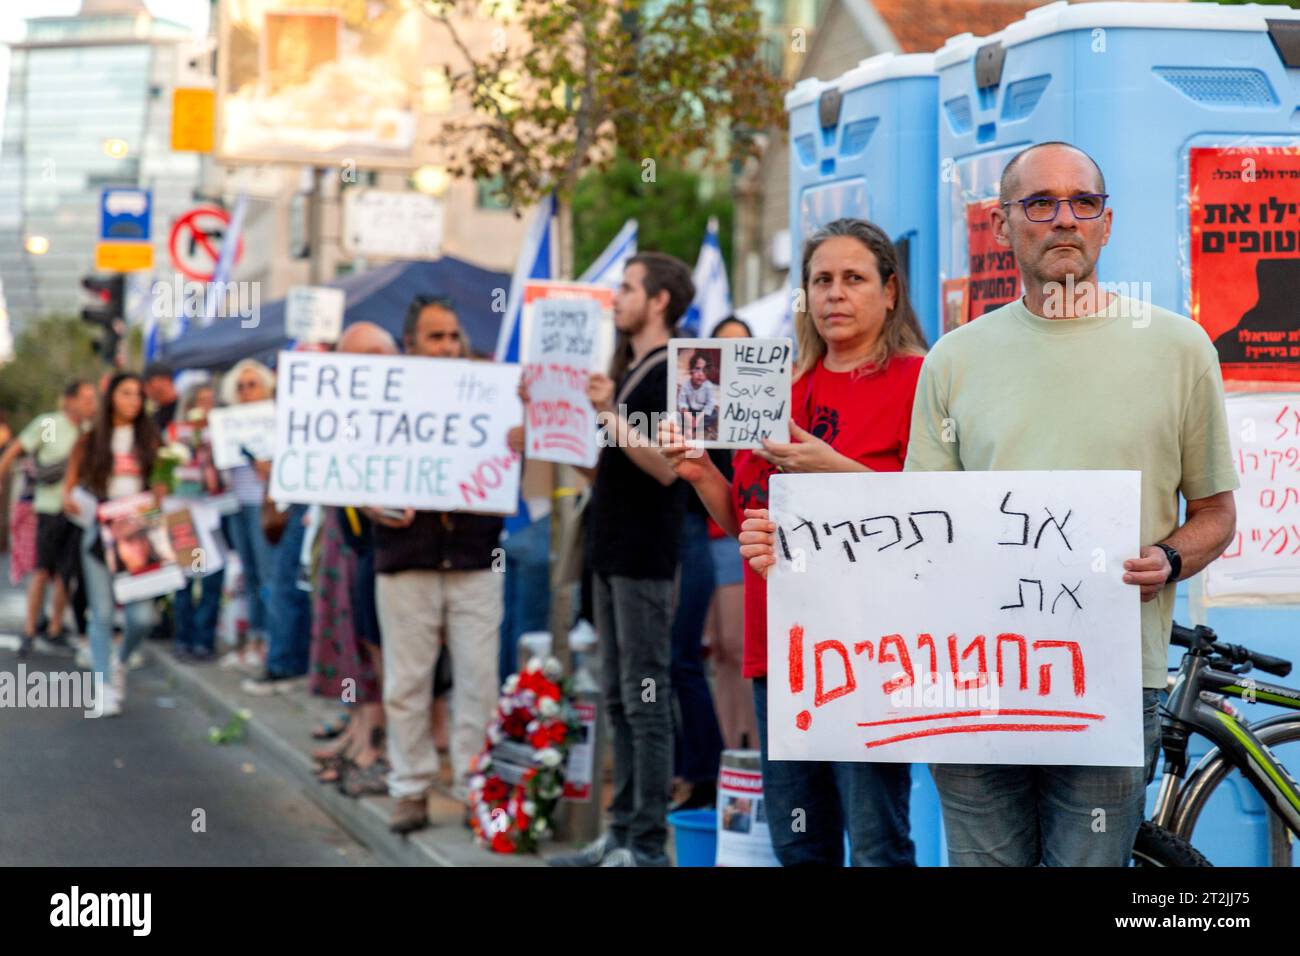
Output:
[549, 252, 693, 868]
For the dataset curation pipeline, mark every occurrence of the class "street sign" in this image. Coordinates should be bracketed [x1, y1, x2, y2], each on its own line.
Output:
[342, 189, 443, 260]
[285, 286, 345, 344]
[95, 242, 153, 272]
[168, 205, 242, 282]
[100, 188, 151, 242]
[171, 87, 215, 152]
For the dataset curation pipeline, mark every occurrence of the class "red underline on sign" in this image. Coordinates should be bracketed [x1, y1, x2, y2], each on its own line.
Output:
[864, 723, 1091, 749]
[857, 709, 1105, 728]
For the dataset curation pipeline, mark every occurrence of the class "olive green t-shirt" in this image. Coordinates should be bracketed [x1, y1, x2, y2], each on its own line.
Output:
[905, 295, 1239, 688]
[18, 410, 82, 516]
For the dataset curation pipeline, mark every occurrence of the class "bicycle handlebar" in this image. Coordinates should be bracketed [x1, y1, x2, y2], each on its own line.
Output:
[1171, 622, 1293, 678]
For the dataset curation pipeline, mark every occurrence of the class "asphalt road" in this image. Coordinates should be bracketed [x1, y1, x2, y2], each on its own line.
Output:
[0, 556, 376, 866]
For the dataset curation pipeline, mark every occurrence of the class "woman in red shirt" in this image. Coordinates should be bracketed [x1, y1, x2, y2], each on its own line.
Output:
[660, 218, 927, 866]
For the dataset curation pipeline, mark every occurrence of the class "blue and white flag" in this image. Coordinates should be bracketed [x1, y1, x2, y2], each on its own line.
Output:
[495, 192, 557, 364]
[202, 191, 248, 327]
[578, 218, 637, 287]
[679, 215, 731, 337]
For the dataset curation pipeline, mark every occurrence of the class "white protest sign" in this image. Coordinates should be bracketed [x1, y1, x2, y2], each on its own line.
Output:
[270, 350, 523, 513]
[207, 400, 276, 470]
[521, 281, 614, 468]
[668, 338, 791, 448]
[766, 470, 1142, 767]
[342, 189, 443, 260]
[285, 286, 345, 345]
[1205, 395, 1300, 603]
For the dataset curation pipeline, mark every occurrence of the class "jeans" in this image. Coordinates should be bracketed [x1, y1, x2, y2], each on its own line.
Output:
[930, 689, 1161, 867]
[498, 514, 552, 684]
[753, 677, 916, 866]
[225, 504, 274, 638]
[174, 568, 225, 654]
[80, 527, 157, 682]
[264, 503, 311, 679]
[671, 512, 724, 784]
[593, 573, 674, 862]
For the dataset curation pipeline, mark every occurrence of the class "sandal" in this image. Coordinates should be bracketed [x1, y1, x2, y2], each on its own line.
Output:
[311, 711, 351, 741]
[337, 756, 391, 798]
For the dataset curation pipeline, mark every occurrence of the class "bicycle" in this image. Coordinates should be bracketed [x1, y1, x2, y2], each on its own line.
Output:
[1132, 622, 1300, 867]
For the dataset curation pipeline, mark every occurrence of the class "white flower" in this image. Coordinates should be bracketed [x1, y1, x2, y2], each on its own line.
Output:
[237, 708, 253, 721]
[532, 820, 549, 836]
[470, 774, 486, 791]
[522, 800, 536, 816]
[502, 675, 519, 694]
[487, 725, 502, 744]
[526, 719, 540, 735]
[537, 747, 561, 768]
[164, 441, 193, 464]
[526, 657, 542, 674]
[538, 697, 559, 717]
[479, 755, 492, 771]
[542, 656, 563, 680]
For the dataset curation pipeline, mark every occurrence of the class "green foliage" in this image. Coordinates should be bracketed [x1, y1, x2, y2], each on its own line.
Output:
[572, 155, 732, 277]
[0, 316, 102, 430]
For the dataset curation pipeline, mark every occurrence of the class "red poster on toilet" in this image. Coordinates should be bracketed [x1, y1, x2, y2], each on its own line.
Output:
[965, 198, 1020, 322]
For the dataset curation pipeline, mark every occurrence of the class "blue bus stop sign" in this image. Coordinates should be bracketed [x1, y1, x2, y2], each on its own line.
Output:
[99, 188, 152, 242]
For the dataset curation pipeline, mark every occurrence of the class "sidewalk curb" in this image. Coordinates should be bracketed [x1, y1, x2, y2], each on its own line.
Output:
[145, 647, 545, 867]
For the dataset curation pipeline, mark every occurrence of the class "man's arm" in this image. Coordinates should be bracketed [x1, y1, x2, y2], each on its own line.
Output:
[0, 438, 25, 485]
[586, 372, 677, 487]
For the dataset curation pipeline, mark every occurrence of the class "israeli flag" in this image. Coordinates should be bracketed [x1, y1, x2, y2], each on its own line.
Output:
[495, 192, 557, 364]
[578, 218, 637, 287]
[680, 215, 731, 337]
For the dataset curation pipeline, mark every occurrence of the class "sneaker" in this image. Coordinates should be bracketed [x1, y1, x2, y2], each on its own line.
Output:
[74, 640, 92, 670]
[127, 649, 146, 670]
[599, 847, 638, 867]
[389, 795, 429, 834]
[240, 672, 305, 696]
[17, 634, 34, 659]
[88, 685, 122, 718]
[38, 633, 75, 656]
[548, 832, 618, 867]
[218, 649, 247, 671]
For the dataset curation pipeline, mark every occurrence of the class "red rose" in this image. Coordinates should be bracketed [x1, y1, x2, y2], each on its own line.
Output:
[491, 832, 516, 854]
[503, 711, 530, 739]
[547, 722, 567, 746]
[482, 776, 508, 802]
[529, 728, 550, 749]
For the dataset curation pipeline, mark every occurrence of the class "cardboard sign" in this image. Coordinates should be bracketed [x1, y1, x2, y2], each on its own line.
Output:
[766, 470, 1142, 767]
[270, 351, 522, 513]
[1189, 146, 1300, 389]
[97, 493, 186, 603]
[520, 282, 613, 468]
[343, 189, 443, 260]
[208, 400, 276, 470]
[1205, 395, 1300, 603]
[668, 338, 792, 448]
[285, 285, 345, 344]
[966, 198, 1019, 321]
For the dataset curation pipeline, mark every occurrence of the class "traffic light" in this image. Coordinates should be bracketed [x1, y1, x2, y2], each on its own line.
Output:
[81, 274, 125, 364]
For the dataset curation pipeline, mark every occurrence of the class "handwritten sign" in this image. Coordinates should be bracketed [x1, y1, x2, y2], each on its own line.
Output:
[1205, 395, 1300, 603]
[285, 285, 345, 344]
[520, 281, 613, 468]
[766, 471, 1142, 767]
[668, 337, 792, 448]
[269, 351, 522, 513]
[208, 400, 276, 470]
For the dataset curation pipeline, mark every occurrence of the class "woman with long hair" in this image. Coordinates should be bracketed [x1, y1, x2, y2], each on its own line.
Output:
[63, 372, 163, 717]
[660, 218, 927, 865]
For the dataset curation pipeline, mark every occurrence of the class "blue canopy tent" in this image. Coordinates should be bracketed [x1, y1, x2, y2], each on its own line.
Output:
[159, 256, 511, 370]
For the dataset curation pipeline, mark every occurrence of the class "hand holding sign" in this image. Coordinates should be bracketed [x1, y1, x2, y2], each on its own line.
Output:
[756, 422, 847, 473]
[739, 508, 777, 579]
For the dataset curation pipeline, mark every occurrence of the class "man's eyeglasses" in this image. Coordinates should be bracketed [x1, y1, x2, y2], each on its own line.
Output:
[1001, 193, 1109, 222]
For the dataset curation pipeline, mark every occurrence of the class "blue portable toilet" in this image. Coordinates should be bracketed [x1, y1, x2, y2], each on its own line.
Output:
[935, 0, 1300, 865]
[787, 52, 941, 344]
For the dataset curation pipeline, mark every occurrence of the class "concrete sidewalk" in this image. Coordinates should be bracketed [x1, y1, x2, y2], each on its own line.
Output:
[145, 644, 555, 867]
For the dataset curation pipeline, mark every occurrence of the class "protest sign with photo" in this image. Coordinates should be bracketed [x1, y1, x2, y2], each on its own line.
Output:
[207, 400, 276, 470]
[965, 198, 1020, 322]
[1188, 145, 1300, 389]
[97, 493, 186, 603]
[285, 285, 345, 345]
[668, 338, 792, 448]
[162, 497, 228, 578]
[766, 470, 1142, 767]
[269, 350, 523, 513]
[520, 281, 614, 468]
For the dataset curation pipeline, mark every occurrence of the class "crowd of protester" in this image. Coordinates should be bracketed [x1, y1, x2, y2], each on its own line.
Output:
[0, 141, 1238, 868]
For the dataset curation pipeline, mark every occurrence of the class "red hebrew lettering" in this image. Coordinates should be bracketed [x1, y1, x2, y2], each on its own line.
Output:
[996, 633, 1028, 691]
[814, 640, 856, 707]
[1032, 640, 1086, 696]
[878, 634, 915, 695]
[916, 633, 938, 682]
[853, 640, 875, 660]
[948, 633, 988, 691]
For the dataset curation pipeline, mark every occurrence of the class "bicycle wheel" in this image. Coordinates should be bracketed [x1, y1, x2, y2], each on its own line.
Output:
[1171, 719, 1300, 867]
[1132, 821, 1212, 867]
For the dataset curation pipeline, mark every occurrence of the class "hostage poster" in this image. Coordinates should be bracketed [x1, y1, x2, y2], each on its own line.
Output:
[1189, 146, 1300, 390]
[966, 198, 1020, 322]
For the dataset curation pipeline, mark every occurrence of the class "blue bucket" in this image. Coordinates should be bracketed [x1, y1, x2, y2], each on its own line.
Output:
[669, 809, 717, 867]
